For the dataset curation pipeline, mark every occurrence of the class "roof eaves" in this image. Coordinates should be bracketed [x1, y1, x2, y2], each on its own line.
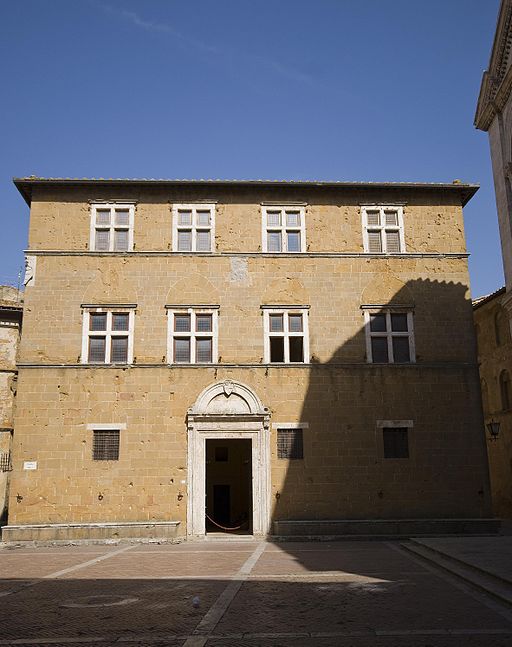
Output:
[13, 177, 480, 206]
[473, 286, 506, 310]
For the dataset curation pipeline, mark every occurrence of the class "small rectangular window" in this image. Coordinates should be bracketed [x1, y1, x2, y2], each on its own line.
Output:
[112, 313, 129, 331]
[175, 315, 191, 332]
[277, 429, 304, 459]
[371, 337, 389, 363]
[93, 429, 120, 461]
[174, 338, 191, 363]
[111, 337, 128, 363]
[270, 336, 285, 362]
[215, 446, 229, 462]
[90, 313, 107, 331]
[88, 337, 106, 363]
[383, 428, 409, 458]
[177, 230, 192, 251]
[196, 337, 212, 362]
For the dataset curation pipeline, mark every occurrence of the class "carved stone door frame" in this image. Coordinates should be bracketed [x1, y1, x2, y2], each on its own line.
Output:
[186, 380, 271, 538]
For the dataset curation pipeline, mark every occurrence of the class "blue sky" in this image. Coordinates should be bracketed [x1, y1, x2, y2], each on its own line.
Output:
[0, 0, 504, 297]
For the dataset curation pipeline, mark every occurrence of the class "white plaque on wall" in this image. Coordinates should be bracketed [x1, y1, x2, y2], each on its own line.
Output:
[23, 461, 37, 470]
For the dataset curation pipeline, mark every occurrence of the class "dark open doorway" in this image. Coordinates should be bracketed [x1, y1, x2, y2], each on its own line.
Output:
[205, 438, 252, 535]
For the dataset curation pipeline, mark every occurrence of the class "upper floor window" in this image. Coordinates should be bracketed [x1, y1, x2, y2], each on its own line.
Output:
[262, 306, 309, 363]
[172, 204, 216, 252]
[262, 206, 306, 253]
[90, 203, 135, 252]
[166, 306, 219, 364]
[362, 205, 405, 254]
[81, 306, 135, 364]
[363, 309, 415, 363]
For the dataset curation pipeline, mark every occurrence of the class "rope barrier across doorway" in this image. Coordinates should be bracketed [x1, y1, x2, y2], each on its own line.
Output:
[205, 512, 248, 532]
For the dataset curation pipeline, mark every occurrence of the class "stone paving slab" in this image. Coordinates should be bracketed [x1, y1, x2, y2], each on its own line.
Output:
[0, 552, 114, 579]
[206, 634, 512, 647]
[412, 537, 512, 583]
[0, 540, 511, 647]
[215, 573, 511, 636]
[253, 542, 426, 575]
[58, 550, 252, 579]
[0, 579, 224, 642]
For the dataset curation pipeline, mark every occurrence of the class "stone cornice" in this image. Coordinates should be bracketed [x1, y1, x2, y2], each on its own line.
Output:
[475, 0, 512, 130]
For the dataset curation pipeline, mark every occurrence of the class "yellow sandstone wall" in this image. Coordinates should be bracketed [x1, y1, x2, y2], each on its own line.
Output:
[8, 184, 491, 534]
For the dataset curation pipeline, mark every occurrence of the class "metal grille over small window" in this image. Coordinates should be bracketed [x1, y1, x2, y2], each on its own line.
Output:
[0, 451, 12, 472]
[93, 430, 120, 461]
[277, 429, 304, 459]
[383, 428, 409, 459]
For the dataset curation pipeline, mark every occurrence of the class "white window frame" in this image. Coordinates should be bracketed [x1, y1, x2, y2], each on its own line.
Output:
[363, 308, 415, 363]
[81, 306, 135, 364]
[172, 203, 216, 252]
[361, 205, 406, 254]
[261, 205, 306, 253]
[89, 202, 135, 252]
[262, 306, 310, 364]
[166, 306, 219, 364]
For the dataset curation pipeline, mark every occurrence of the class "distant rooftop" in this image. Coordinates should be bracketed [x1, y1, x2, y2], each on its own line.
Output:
[13, 177, 479, 206]
[473, 286, 506, 309]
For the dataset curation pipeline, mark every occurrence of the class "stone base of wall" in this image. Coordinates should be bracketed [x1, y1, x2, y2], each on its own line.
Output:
[1, 520, 181, 543]
[272, 518, 501, 539]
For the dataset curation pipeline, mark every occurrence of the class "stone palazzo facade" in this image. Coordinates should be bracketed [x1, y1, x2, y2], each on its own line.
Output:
[4, 177, 493, 541]
[475, 0, 512, 331]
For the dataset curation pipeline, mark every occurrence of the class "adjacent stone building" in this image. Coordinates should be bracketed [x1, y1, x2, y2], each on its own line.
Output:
[0, 286, 23, 527]
[4, 177, 494, 542]
[475, 0, 512, 331]
[474, 288, 512, 518]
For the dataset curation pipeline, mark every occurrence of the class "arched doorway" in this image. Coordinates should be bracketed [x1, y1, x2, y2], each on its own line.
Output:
[186, 380, 271, 538]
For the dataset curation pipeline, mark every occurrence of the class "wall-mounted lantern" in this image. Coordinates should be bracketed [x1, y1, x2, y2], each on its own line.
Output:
[486, 420, 501, 441]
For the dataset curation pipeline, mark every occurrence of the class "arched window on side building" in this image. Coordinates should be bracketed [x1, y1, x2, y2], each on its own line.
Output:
[500, 370, 511, 411]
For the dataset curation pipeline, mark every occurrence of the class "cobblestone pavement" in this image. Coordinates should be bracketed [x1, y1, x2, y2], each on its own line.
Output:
[0, 539, 512, 646]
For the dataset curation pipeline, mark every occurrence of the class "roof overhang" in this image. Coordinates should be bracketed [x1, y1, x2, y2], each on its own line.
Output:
[13, 177, 479, 207]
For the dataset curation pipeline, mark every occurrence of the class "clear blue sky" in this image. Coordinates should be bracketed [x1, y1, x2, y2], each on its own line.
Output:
[0, 0, 504, 297]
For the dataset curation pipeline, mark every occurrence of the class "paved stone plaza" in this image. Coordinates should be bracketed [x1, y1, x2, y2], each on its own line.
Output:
[1, 539, 512, 646]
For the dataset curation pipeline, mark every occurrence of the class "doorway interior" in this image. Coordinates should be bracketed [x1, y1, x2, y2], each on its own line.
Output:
[205, 438, 252, 535]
